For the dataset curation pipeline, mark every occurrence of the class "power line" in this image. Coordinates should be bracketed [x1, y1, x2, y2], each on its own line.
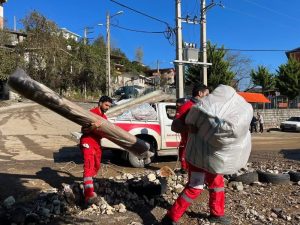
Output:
[110, 0, 170, 25]
[242, 0, 300, 23]
[110, 23, 165, 34]
[223, 48, 290, 52]
[110, 0, 176, 45]
[224, 6, 298, 32]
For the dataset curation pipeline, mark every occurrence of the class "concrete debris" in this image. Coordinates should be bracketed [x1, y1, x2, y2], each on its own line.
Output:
[2, 196, 15, 209]
[0, 161, 299, 225]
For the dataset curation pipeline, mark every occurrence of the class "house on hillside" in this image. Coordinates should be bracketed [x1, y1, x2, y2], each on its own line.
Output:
[59, 28, 81, 42]
[145, 68, 175, 86]
[5, 30, 27, 47]
[286, 47, 300, 61]
[0, 30, 27, 100]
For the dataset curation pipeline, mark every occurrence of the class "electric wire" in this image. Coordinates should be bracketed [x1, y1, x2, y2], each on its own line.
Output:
[110, 0, 170, 26]
[224, 6, 298, 32]
[110, 23, 165, 34]
[242, 0, 300, 23]
[110, 0, 176, 45]
[222, 49, 290, 52]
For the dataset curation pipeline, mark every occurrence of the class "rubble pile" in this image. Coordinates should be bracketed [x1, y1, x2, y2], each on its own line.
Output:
[0, 162, 299, 225]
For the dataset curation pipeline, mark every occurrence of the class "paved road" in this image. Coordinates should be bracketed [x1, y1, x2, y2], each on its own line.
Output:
[0, 102, 299, 201]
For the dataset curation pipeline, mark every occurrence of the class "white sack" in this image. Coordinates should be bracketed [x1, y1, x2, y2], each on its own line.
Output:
[185, 85, 253, 174]
[117, 103, 157, 121]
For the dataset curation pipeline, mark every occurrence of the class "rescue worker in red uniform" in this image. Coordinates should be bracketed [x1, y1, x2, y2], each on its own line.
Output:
[163, 84, 231, 225]
[174, 98, 188, 173]
[172, 85, 209, 172]
[80, 96, 112, 204]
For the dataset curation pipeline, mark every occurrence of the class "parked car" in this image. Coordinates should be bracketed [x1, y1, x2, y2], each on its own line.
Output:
[101, 102, 180, 167]
[114, 85, 144, 99]
[280, 116, 300, 132]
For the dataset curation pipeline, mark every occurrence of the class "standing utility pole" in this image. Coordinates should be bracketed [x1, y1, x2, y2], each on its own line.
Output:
[0, 0, 6, 30]
[105, 11, 123, 97]
[13, 16, 16, 31]
[200, 0, 223, 86]
[106, 12, 111, 97]
[200, 0, 208, 86]
[83, 27, 93, 100]
[84, 27, 87, 45]
[83, 27, 93, 45]
[175, 0, 184, 98]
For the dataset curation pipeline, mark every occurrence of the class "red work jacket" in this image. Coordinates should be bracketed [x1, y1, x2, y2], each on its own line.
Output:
[175, 99, 196, 147]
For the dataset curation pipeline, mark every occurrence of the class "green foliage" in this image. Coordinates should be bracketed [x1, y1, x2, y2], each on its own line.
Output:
[135, 47, 144, 63]
[276, 59, 300, 100]
[250, 65, 275, 94]
[0, 29, 22, 81]
[0, 10, 148, 98]
[19, 11, 72, 92]
[187, 42, 235, 89]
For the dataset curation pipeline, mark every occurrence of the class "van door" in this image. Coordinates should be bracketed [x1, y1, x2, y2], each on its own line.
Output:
[160, 104, 180, 149]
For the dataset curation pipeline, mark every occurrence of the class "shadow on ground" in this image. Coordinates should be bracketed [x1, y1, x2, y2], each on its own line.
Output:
[280, 149, 300, 161]
[54, 146, 178, 170]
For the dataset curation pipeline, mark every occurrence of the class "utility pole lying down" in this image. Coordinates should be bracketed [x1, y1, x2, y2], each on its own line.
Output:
[8, 68, 150, 157]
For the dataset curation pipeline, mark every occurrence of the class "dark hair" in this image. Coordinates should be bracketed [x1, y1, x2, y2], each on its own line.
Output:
[99, 95, 113, 104]
[192, 83, 208, 97]
[176, 98, 187, 104]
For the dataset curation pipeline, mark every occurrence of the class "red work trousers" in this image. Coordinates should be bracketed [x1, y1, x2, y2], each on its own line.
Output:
[80, 136, 102, 200]
[167, 163, 225, 222]
[178, 146, 188, 170]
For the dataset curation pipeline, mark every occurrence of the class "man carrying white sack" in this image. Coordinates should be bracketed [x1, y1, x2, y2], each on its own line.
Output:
[162, 85, 253, 225]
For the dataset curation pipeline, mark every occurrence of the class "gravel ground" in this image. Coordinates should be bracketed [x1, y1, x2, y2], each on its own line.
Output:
[0, 101, 299, 225]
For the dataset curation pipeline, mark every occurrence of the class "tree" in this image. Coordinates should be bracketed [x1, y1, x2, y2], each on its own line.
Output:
[135, 47, 144, 63]
[19, 11, 73, 93]
[225, 51, 252, 90]
[276, 59, 300, 100]
[0, 29, 22, 81]
[187, 42, 235, 89]
[73, 38, 106, 95]
[250, 65, 275, 95]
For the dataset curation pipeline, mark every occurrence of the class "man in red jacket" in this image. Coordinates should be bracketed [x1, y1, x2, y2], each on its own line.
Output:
[172, 85, 209, 173]
[163, 84, 231, 225]
[80, 96, 112, 204]
[174, 98, 187, 173]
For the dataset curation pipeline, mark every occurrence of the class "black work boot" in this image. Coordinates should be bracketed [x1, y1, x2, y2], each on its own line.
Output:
[208, 215, 231, 224]
[161, 215, 177, 225]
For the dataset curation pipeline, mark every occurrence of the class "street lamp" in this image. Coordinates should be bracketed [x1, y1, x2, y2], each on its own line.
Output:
[106, 10, 123, 97]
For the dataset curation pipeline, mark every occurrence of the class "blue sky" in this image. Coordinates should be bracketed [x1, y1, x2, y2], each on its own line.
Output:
[3, 0, 300, 89]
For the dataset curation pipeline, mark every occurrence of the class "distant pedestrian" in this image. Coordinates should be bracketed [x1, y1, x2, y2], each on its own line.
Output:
[257, 112, 264, 133]
[250, 116, 257, 133]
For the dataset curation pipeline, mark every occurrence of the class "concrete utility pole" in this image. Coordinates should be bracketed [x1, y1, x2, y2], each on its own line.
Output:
[200, 0, 208, 86]
[84, 28, 87, 45]
[83, 27, 93, 100]
[83, 27, 93, 45]
[14, 16, 16, 31]
[106, 11, 123, 97]
[106, 12, 111, 97]
[175, 0, 184, 98]
[0, 0, 7, 30]
[200, 0, 223, 86]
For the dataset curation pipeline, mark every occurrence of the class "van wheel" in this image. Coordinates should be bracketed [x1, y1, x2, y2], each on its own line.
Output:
[127, 136, 156, 168]
[128, 153, 145, 168]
